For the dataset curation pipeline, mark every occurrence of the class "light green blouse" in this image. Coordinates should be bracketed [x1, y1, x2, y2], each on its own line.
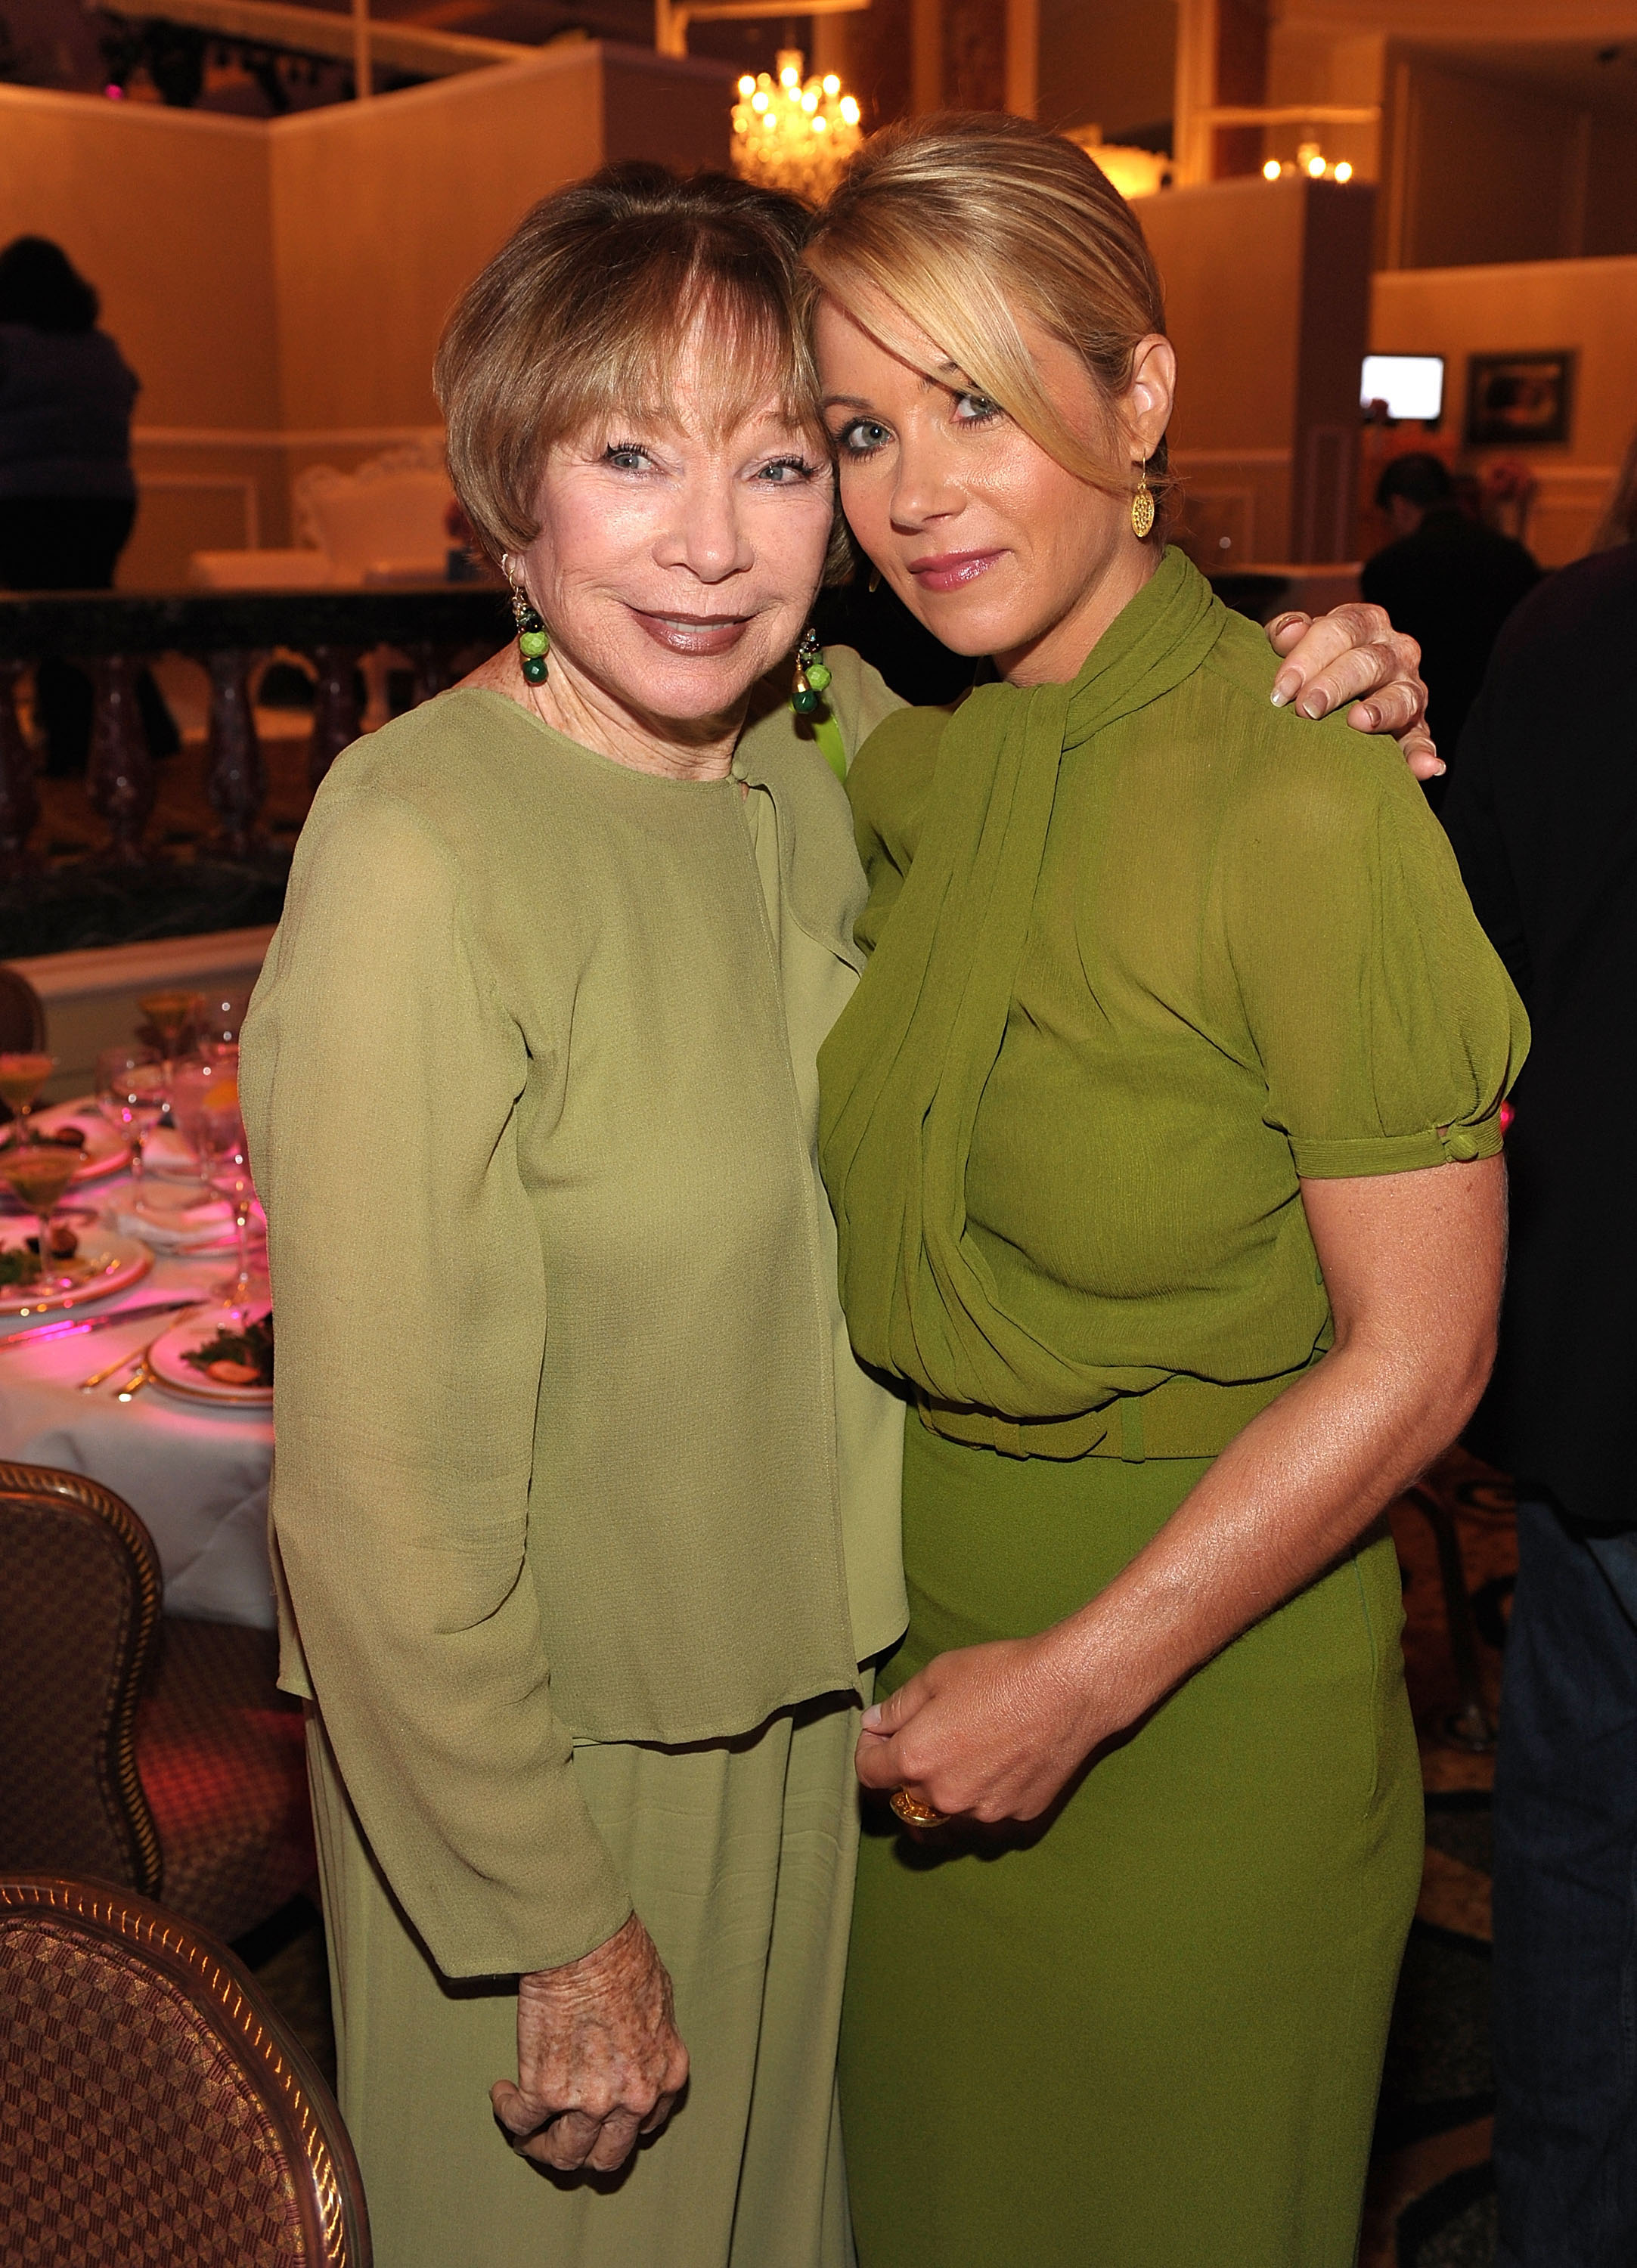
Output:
[241, 651, 904, 1978]
[820, 549, 1530, 1461]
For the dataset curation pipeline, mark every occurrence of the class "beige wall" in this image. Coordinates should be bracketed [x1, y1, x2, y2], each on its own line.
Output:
[1036, 0, 1176, 139]
[272, 46, 731, 431]
[2, 49, 733, 586]
[1371, 255, 1637, 562]
[0, 83, 278, 431]
[1142, 174, 1373, 564]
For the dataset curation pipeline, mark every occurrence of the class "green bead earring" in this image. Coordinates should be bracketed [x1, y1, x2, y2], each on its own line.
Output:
[505, 558, 550, 686]
[790, 627, 831, 717]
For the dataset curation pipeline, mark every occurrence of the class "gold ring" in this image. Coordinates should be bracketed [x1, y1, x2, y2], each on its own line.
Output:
[890, 1787, 948, 1830]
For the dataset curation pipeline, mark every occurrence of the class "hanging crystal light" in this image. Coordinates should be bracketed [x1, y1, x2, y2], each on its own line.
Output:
[731, 51, 864, 205]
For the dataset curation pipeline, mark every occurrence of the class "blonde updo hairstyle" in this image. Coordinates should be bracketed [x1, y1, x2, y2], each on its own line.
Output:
[804, 115, 1174, 538]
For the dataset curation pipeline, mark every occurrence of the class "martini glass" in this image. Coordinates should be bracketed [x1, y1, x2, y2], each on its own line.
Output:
[0, 1140, 87, 1298]
[0, 1052, 55, 1152]
[138, 990, 203, 1131]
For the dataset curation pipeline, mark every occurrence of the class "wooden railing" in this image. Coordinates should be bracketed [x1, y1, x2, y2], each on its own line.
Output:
[0, 586, 510, 878]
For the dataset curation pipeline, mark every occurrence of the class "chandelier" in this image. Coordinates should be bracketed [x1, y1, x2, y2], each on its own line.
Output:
[732, 51, 863, 205]
[1263, 141, 1353, 184]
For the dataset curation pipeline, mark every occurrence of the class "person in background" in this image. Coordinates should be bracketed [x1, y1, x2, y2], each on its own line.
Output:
[1363, 451, 1541, 804]
[0, 235, 176, 775]
[1442, 541, 1637, 2268]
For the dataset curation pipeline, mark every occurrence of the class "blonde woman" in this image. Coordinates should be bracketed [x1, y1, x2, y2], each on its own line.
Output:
[807, 119, 1527, 2267]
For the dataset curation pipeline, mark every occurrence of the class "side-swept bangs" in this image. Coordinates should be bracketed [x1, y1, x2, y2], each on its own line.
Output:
[805, 116, 1175, 531]
[437, 164, 825, 564]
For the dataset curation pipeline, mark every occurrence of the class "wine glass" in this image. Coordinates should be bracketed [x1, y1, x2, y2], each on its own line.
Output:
[96, 1046, 166, 1185]
[171, 1051, 260, 1308]
[199, 991, 253, 1050]
[206, 1139, 261, 1320]
[0, 1052, 55, 1151]
[0, 1139, 87, 1299]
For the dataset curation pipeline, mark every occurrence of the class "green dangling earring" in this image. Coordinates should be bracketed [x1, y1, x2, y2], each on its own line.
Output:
[790, 627, 832, 716]
[505, 557, 550, 686]
[790, 627, 847, 785]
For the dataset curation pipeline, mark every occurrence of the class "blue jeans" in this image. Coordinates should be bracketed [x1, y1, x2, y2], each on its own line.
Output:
[1493, 1495, 1637, 2267]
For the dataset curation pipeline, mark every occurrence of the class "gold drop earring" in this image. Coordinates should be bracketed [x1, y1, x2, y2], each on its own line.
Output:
[1130, 457, 1155, 541]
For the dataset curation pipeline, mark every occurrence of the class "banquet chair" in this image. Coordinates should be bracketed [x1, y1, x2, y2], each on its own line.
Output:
[0, 1464, 315, 1944]
[0, 1873, 369, 2266]
[0, 961, 47, 1053]
[1403, 1476, 1494, 1751]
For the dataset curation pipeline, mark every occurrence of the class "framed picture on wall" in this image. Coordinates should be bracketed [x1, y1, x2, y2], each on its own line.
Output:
[1465, 352, 1576, 447]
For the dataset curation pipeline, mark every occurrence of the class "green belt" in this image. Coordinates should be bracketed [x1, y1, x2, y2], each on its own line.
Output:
[915, 1356, 1325, 1464]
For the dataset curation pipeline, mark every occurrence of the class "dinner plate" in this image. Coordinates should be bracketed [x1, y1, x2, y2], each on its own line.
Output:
[28, 1099, 130, 1185]
[0, 1231, 152, 1315]
[148, 1307, 274, 1407]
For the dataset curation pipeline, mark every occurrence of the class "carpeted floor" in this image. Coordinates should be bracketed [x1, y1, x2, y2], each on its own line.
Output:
[243, 1455, 1518, 2268]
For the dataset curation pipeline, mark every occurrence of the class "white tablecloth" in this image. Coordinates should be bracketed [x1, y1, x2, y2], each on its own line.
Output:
[0, 1183, 274, 1629]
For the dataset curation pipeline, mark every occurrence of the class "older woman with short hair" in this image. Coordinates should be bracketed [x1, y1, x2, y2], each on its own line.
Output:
[243, 159, 1436, 2268]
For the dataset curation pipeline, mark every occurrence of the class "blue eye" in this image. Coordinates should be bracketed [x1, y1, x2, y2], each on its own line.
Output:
[758, 457, 820, 483]
[836, 420, 891, 458]
[604, 442, 650, 471]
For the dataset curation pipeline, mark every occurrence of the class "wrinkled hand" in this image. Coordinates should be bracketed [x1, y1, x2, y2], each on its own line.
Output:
[1264, 603, 1440, 779]
[854, 1635, 1105, 1828]
[491, 1913, 690, 2175]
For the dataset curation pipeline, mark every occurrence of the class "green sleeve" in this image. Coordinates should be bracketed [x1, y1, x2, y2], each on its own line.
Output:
[240, 785, 632, 1977]
[843, 702, 945, 957]
[1215, 745, 1530, 1179]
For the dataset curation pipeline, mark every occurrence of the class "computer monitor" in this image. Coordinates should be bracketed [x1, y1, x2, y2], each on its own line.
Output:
[1361, 355, 1444, 423]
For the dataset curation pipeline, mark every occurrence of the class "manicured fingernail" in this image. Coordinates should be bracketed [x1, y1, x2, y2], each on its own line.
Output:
[1356, 702, 1377, 730]
[862, 1704, 882, 1730]
[1298, 692, 1329, 718]
[1431, 759, 1446, 776]
[1270, 687, 1289, 708]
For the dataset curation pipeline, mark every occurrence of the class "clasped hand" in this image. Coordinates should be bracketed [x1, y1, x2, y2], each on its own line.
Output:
[491, 1913, 690, 2176]
[854, 1632, 1110, 1827]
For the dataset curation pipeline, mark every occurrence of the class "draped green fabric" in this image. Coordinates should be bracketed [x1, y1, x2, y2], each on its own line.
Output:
[817, 546, 1226, 1419]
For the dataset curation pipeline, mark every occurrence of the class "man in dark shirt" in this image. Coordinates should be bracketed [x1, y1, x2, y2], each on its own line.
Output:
[1363, 454, 1542, 799]
[1442, 541, 1637, 2268]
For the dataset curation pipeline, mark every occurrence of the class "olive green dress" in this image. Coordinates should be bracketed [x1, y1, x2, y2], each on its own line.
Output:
[817, 550, 1528, 2268]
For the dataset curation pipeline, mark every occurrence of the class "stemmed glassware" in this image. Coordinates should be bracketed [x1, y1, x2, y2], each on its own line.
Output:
[170, 1049, 262, 1316]
[138, 990, 203, 1133]
[96, 1046, 166, 1186]
[0, 1052, 56, 1151]
[0, 1139, 87, 1299]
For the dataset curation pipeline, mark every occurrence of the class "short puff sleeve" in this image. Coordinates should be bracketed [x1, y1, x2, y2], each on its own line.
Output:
[1217, 745, 1530, 1179]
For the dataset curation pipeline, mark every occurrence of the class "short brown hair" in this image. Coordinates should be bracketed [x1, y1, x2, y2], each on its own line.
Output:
[436, 163, 826, 563]
[805, 116, 1173, 528]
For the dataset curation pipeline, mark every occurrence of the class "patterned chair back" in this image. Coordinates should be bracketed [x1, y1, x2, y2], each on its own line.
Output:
[0, 1466, 164, 1892]
[0, 1875, 370, 2266]
[0, 963, 46, 1054]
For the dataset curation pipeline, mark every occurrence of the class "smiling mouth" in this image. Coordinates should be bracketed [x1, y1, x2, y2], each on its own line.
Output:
[629, 609, 753, 656]
[906, 550, 1004, 593]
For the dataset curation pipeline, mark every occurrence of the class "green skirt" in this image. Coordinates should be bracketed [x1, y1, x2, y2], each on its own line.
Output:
[308, 1693, 863, 2268]
[840, 1421, 1422, 2268]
